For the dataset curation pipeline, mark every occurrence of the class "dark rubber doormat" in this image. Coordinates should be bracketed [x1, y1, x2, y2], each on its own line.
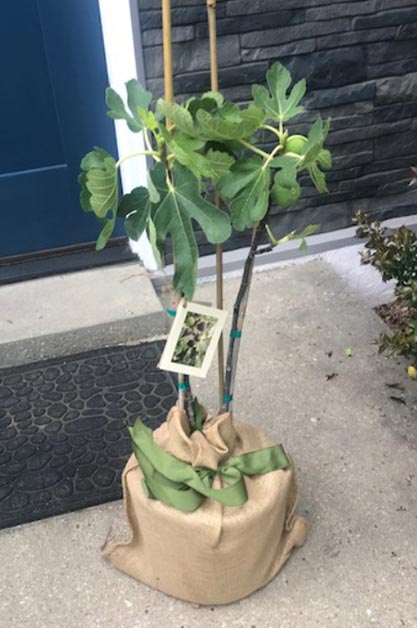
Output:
[0, 341, 177, 530]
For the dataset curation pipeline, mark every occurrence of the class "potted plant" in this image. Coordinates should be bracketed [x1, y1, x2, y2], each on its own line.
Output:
[80, 61, 331, 604]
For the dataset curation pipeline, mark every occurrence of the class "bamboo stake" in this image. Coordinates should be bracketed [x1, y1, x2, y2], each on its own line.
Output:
[207, 0, 219, 92]
[161, 0, 189, 413]
[207, 0, 225, 409]
[161, 0, 174, 103]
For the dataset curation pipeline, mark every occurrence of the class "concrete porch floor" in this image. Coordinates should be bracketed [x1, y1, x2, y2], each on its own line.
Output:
[1, 259, 417, 628]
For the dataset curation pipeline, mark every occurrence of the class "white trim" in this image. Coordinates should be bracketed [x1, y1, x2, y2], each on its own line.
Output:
[97, 0, 157, 270]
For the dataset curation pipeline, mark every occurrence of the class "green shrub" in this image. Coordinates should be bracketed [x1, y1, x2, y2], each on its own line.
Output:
[355, 210, 417, 363]
[355, 211, 417, 290]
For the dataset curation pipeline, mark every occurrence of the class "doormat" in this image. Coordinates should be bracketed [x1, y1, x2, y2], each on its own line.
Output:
[0, 341, 177, 530]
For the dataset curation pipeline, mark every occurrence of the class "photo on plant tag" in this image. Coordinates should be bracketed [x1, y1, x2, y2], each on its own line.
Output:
[158, 301, 227, 378]
[172, 311, 217, 368]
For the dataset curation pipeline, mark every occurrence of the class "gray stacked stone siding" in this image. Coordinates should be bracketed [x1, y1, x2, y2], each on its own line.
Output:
[138, 0, 417, 253]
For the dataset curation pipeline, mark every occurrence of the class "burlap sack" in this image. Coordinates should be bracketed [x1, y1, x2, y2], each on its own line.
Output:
[103, 406, 307, 605]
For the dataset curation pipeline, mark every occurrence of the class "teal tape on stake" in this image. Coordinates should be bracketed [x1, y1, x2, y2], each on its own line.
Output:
[166, 309, 176, 317]
[178, 382, 189, 391]
[230, 329, 242, 338]
[223, 394, 233, 403]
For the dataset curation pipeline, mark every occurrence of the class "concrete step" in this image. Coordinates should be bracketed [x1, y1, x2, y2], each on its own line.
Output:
[0, 263, 167, 368]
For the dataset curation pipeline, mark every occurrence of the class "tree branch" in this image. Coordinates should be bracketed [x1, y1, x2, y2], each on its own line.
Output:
[222, 208, 270, 413]
[256, 244, 273, 255]
[184, 375, 195, 426]
[238, 139, 269, 159]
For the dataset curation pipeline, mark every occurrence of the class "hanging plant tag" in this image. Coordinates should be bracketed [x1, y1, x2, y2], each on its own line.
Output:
[158, 301, 227, 379]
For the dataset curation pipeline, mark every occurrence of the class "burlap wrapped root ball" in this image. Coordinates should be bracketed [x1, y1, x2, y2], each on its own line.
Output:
[103, 406, 307, 605]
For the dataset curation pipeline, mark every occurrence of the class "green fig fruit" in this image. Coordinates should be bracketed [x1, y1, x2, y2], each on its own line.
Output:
[284, 134, 308, 156]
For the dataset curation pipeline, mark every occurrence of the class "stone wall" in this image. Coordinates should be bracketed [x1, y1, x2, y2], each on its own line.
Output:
[137, 0, 417, 252]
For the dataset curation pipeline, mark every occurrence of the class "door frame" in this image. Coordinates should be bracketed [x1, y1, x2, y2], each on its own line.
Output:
[98, 0, 157, 271]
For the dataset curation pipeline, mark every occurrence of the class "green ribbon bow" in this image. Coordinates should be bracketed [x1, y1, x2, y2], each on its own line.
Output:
[129, 419, 290, 512]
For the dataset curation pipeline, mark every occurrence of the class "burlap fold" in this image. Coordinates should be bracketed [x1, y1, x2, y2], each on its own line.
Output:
[103, 406, 307, 605]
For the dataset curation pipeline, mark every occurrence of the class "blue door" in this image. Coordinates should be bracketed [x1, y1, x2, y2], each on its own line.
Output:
[0, 0, 120, 259]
